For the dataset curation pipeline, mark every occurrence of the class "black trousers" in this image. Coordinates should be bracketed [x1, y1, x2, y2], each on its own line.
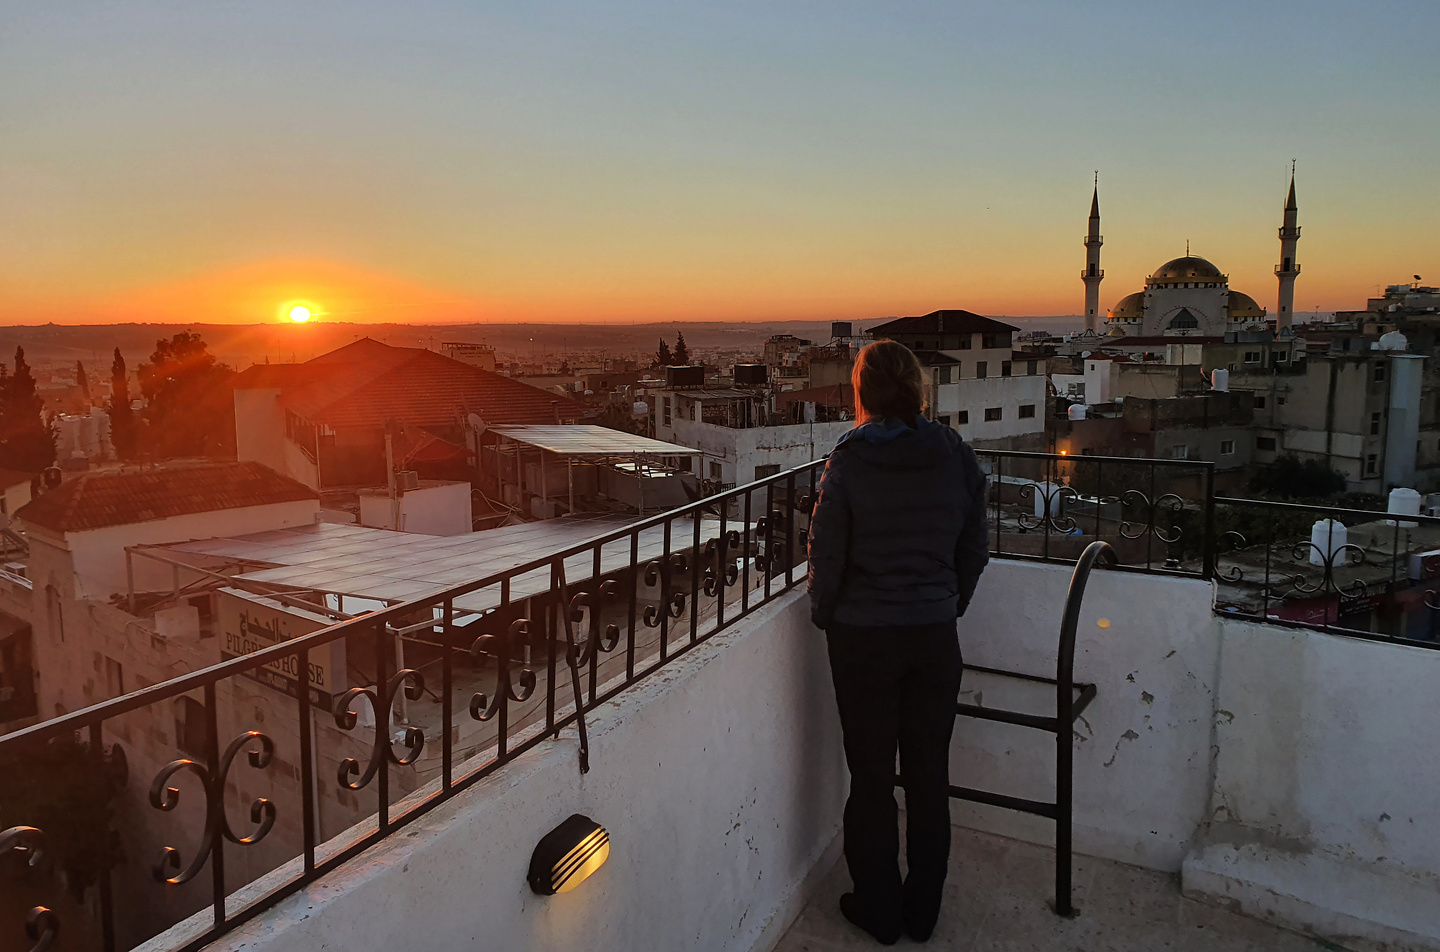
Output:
[826, 620, 963, 932]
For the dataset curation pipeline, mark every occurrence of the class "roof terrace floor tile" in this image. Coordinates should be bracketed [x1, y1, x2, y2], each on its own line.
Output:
[777, 827, 1348, 951]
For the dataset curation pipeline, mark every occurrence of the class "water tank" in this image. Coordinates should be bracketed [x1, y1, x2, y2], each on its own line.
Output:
[831, 321, 853, 339]
[665, 365, 705, 389]
[1030, 481, 1064, 519]
[1387, 487, 1421, 528]
[631, 401, 649, 418]
[1211, 368, 1229, 392]
[1308, 519, 1348, 567]
[1067, 404, 1088, 421]
[1378, 330, 1409, 352]
[734, 363, 768, 386]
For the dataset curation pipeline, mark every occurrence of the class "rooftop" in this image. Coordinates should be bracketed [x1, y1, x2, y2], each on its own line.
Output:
[234, 338, 584, 428]
[778, 828, 1329, 952]
[869, 310, 1019, 338]
[14, 460, 316, 532]
[488, 424, 699, 457]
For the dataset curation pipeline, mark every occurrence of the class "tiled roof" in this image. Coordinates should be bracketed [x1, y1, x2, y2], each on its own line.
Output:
[869, 310, 1019, 337]
[234, 339, 583, 428]
[16, 461, 317, 533]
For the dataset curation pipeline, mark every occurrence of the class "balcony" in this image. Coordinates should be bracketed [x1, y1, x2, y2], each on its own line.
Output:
[4, 456, 1440, 952]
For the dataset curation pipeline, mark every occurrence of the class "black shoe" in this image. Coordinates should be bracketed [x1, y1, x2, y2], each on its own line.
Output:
[904, 895, 941, 942]
[839, 892, 902, 946]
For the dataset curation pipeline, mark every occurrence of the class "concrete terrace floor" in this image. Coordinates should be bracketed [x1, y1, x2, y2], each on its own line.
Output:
[776, 828, 1361, 952]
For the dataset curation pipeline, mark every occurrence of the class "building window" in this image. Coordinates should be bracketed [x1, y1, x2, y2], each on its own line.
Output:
[976, 362, 988, 379]
[175, 696, 208, 759]
[1220, 440, 1236, 456]
[1001, 361, 1012, 377]
[1027, 360, 1038, 375]
[936, 415, 951, 427]
[1254, 395, 1266, 409]
[1256, 436, 1277, 451]
[1374, 364, 1386, 382]
[662, 397, 672, 426]
[1018, 404, 1036, 418]
[708, 461, 722, 480]
[1371, 412, 1381, 435]
[1366, 454, 1378, 476]
[1169, 444, 1189, 460]
[1244, 351, 1261, 363]
[933, 366, 953, 386]
[1278, 395, 1286, 405]
[982, 333, 1011, 349]
[1276, 352, 1288, 362]
[957, 336, 972, 350]
[688, 401, 696, 421]
[754, 464, 781, 481]
[103, 656, 124, 698]
[984, 407, 1002, 422]
[956, 410, 969, 425]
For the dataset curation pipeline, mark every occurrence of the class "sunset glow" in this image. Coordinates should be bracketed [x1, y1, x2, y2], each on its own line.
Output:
[288, 305, 311, 323]
[0, 3, 1435, 326]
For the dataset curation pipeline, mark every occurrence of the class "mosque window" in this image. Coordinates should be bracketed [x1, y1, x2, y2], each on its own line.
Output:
[1168, 308, 1199, 330]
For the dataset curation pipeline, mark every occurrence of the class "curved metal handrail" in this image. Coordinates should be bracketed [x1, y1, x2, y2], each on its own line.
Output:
[1054, 539, 1114, 917]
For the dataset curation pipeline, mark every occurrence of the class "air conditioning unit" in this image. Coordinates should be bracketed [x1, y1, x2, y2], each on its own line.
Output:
[396, 470, 420, 492]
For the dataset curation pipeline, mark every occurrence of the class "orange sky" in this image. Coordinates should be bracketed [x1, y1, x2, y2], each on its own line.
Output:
[1, 3, 1435, 326]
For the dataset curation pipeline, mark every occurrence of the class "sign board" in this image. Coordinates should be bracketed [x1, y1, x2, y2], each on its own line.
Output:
[217, 588, 345, 712]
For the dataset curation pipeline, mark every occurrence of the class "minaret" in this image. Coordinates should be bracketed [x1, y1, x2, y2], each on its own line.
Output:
[1275, 163, 1300, 332]
[1081, 174, 1104, 333]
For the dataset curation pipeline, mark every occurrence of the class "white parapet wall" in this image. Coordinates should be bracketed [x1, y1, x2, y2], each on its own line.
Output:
[1183, 618, 1440, 949]
[950, 559, 1221, 871]
[182, 590, 847, 952]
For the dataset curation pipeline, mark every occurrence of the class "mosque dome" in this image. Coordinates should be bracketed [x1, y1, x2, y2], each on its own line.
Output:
[1108, 291, 1145, 321]
[1147, 256, 1226, 286]
[1227, 290, 1266, 321]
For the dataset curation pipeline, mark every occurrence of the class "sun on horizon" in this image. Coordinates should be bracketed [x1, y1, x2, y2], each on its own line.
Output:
[288, 305, 312, 323]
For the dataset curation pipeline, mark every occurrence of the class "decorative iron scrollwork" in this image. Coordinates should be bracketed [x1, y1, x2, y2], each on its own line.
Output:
[1016, 483, 1081, 533]
[1, 825, 44, 867]
[334, 671, 425, 791]
[470, 619, 537, 721]
[1275, 541, 1368, 599]
[149, 730, 275, 885]
[1118, 490, 1184, 543]
[25, 907, 58, 952]
[1215, 530, 1248, 581]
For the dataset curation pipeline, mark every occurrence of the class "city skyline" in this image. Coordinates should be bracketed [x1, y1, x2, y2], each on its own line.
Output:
[2, 1, 1437, 326]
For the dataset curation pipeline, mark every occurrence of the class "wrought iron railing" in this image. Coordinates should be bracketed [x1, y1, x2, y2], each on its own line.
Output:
[973, 449, 1217, 579]
[7, 449, 1440, 952]
[1211, 495, 1440, 649]
[0, 461, 825, 952]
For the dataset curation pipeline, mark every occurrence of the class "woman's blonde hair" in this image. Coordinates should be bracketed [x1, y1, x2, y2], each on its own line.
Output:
[852, 339, 926, 424]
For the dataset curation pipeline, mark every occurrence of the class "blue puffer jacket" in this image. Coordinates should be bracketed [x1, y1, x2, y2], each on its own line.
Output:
[807, 416, 989, 629]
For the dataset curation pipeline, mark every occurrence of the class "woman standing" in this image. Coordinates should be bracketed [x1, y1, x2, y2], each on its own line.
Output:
[807, 339, 990, 944]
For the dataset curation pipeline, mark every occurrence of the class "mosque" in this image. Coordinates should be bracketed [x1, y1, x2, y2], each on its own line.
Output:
[1080, 169, 1301, 339]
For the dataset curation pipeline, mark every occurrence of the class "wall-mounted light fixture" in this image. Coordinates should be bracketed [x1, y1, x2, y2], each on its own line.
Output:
[528, 814, 609, 895]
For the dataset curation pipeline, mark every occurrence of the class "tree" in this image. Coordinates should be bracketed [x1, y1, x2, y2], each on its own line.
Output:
[0, 734, 125, 900]
[137, 331, 236, 458]
[76, 361, 90, 400]
[654, 337, 673, 369]
[673, 331, 690, 366]
[0, 346, 57, 472]
[1248, 454, 1347, 500]
[108, 348, 137, 460]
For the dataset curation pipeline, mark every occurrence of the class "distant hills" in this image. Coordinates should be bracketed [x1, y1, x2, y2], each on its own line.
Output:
[0, 316, 1087, 371]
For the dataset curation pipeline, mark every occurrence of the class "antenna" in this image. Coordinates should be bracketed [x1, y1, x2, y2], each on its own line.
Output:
[1186, 239, 1190, 256]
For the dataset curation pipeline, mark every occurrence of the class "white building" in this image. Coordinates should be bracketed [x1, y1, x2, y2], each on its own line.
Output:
[868, 311, 1048, 448]
[653, 386, 849, 486]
